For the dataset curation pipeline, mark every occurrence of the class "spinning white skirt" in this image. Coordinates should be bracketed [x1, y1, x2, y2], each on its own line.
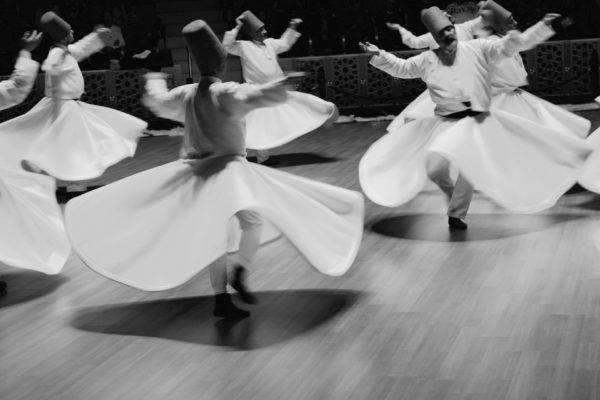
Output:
[387, 90, 434, 132]
[491, 89, 590, 139]
[360, 109, 593, 213]
[245, 91, 337, 150]
[578, 127, 600, 193]
[387, 89, 591, 140]
[0, 168, 70, 274]
[65, 157, 364, 291]
[0, 97, 146, 180]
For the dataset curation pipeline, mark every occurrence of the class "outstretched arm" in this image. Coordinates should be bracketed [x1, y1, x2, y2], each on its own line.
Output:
[269, 18, 302, 54]
[386, 22, 436, 49]
[215, 74, 306, 115]
[141, 73, 193, 123]
[360, 41, 423, 79]
[222, 16, 243, 55]
[0, 31, 42, 110]
[515, 14, 558, 51]
[457, 16, 484, 39]
[67, 28, 110, 62]
[483, 14, 557, 61]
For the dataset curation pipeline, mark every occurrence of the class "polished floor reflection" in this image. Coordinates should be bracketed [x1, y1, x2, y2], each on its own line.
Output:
[3, 115, 600, 400]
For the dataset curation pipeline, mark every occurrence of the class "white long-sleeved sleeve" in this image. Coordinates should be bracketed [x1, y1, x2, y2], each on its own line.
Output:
[114, 26, 125, 49]
[67, 32, 105, 62]
[398, 16, 484, 50]
[457, 16, 484, 39]
[513, 20, 555, 51]
[482, 20, 555, 62]
[215, 81, 289, 116]
[222, 28, 242, 55]
[41, 47, 72, 75]
[398, 27, 436, 49]
[142, 79, 195, 123]
[268, 28, 301, 54]
[369, 50, 424, 80]
[0, 51, 39, 110]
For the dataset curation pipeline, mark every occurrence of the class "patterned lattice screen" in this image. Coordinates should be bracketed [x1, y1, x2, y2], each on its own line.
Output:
[0, 39, 598, 120]
[0, 69, 151, 123]
[329, 56, 361, 108]
[566, 40, 599, 97]
[113, 70, 150, 119]
[291, 57, 326, 98]
[533, 42, 566, 97]
[365, 53, 395, 107]
[80, 71, 111, 107]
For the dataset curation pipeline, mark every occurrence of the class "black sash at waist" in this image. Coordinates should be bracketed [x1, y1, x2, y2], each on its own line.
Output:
[443, 109, 484, 119]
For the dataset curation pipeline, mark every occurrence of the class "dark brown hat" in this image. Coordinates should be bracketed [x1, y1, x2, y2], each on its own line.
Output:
[182, 20, 227, 75]
[239, 10, 265, 37]
[40, 12, 71, 42]
[421, 7, 453, 37]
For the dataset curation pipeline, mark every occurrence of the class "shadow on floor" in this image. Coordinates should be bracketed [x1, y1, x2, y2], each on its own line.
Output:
[0, 271, 68, 308]
[565, 192, 600, 211]
[71, 289, 363, 350]
[371, 213, 584, 242]
[247, 153, 339, 167]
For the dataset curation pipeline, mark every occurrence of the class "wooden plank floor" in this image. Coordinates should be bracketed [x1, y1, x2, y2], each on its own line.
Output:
[3, 113, 600, 400]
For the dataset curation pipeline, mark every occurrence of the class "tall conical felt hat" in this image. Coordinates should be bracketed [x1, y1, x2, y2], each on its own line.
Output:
[182, 20, 227, 75]
[478, 0, 512, 31]
[40, 11, 71, 42]
[420, 7, 453, 37]
[239, 10, 264, 37]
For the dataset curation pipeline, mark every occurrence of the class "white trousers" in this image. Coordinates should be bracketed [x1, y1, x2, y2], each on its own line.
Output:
[210, 210, 263, 294]
[426, 155, 473, 219]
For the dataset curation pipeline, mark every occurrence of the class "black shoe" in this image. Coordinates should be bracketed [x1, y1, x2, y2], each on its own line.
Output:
[259, 158, 279, 167]
[213, 293, 250, 319]
[448, 217, 468, 230]
[230, 265, 257, 304]
[0, 280, 6, 293]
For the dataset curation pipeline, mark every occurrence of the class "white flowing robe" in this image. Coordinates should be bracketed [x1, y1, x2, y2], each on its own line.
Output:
[0, 52, 69, 274]
[0, 51, 39, 110]
[222, 28, 337, 149]
[389, 29, 591, 138]
[0, 32, 146, 181]
[65, 77, 364, 291]
[360, 22, 594, 213]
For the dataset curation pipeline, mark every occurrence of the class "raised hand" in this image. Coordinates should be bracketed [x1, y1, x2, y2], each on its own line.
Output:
[20, 30, 43, 52]
[542, 13, 561, 26]
[359, 41, 381, 55]
[95, 27, 113, 44]
[289, 18, 303, 28]
[235, 15, 244, 29]
[386, 22, 402, 31]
